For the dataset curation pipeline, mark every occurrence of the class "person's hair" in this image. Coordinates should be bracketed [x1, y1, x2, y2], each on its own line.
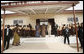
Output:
[7, 25, 10, 28]
[63, 24, 65, 26]
[16, 24, 19, 27]
[77, 23, 79, 25]
[81, 23, 83, 27]
[36, 23, 39, 25]
[43, 24, 45, 26]
[29, 24, 31, 25]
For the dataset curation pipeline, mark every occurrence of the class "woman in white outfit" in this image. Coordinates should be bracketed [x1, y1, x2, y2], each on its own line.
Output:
[47, 23, 51, 37]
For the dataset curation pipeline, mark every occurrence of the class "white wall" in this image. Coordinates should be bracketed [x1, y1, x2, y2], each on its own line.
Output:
[5, 15, 36, 29]
[3, 12, 83, 30]
[54, 13, 83, 27]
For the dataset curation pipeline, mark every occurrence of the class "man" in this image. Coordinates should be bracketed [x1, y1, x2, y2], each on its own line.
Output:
[63, 25, 70, 45]
[4, 25, 13, 50]
[55, 23, 58, 36]
[29, 24, 32, 36]
[78, 23, 83, 49]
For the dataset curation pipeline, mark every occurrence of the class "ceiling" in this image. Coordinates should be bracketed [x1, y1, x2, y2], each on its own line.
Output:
[5, 5, 71, 15]
[1, 1, 79, 15]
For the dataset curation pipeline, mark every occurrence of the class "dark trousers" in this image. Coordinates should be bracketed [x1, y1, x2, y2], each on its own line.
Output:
[64, 35, 70, 45]
[55, 30, 57, 36]
[79, 37, 83, 48]
[4, 36, 10, 50]
[29, 30, 32, 36]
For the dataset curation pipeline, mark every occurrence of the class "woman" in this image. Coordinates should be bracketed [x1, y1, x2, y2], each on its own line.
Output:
[47, 23, 51, 37]
[57, 26, 60, 36]
[41, 24, 46, 37]
[35, 23, 40, 37]
[12, 24, 20, 46]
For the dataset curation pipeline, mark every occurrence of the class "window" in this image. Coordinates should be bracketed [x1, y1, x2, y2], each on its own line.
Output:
[13, 20, 23, 25]
[40, 19, 48, 25]
[19, 20, 23, 24]
[40, 21, 48, 25]
[13, 20, 18, 25]
[67, 17, 79, 22]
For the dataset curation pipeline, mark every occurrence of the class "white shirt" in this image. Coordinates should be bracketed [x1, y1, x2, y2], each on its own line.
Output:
[48, 25, 51, 31]
[6, 28, 9, 36]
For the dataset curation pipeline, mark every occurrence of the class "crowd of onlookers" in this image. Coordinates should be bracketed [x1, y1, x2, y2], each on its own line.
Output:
[1, 22, 83, 51]
[57, 24, 76, 36]
[1, 24, 35, 38]
[1, 23, 83, 37]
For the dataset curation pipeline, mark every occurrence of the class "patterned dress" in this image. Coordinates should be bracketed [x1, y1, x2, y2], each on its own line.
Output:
[12, 27, 20, 46]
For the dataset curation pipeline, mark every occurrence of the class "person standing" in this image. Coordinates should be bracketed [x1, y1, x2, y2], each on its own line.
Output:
[4, 25, 13, 50]
[54, 23, 58, 36]
[29, 24, 32, 30]
[47, 23, 51, 37]
[12, 24, 20, 46]
[35, 23, 40, 37]
[29, 24, 32, 36]
[41, 24, 46, 37]
[78, 23, 83, 49]
[63, 25, 70, 45]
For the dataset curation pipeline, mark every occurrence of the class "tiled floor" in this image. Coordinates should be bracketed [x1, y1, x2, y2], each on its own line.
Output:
[69, 43, 83, 53]
[1, 36, 83, 53]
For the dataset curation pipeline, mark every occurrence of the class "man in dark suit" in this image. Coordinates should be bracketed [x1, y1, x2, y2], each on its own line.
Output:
[4, 25, 13, 50]
[78, 23, 83, 49]
[63, 25, 70, 45]
[54, 23, 58, 36]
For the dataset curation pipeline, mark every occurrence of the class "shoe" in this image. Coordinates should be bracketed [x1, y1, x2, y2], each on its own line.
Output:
[6, 48, 9, 50]
[68, 44, 70, 45]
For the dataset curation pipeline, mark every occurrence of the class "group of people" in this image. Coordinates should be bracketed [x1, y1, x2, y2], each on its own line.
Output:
[1, 22, 83, 51]
[62, 23, 83, 49]
[57, 24, 76, 36]
[35, 22, 52, 37]
[1, 24, 33, 37]
[2, 24, 33, 51]
[18, 24, 34, 37]
[35, 22, 83, 49]
[2, 24, 21, 51]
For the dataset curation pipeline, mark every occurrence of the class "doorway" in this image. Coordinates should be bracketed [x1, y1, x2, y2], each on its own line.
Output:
[48, 19, 55, 35]
[36, 18, 55, 36]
